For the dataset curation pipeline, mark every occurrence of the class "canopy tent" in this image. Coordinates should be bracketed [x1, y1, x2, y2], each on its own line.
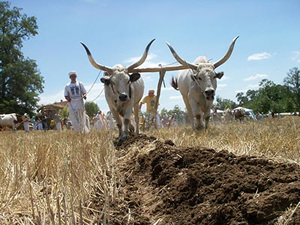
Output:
[210, 109, 225, 114]
[233, 107, 257, 121]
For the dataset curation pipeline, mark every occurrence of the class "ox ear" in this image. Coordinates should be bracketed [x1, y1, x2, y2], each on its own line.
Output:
[129, 73, 141, 82]
[214, 71, 224, 79]
[100, 76, 111, 85]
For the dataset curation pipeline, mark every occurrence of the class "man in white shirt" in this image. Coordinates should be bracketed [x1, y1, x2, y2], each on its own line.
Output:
[64, 71, 89, 133]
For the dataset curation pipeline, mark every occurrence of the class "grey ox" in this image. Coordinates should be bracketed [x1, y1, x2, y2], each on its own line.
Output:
[81, 40, 155, 140]
[169, 36, 239, 130]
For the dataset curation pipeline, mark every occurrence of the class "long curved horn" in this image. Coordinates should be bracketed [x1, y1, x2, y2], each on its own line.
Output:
[127, 39, 155, 72]
[213, 36, 239, 69]
[80, 42, 113, 74]
[166, 43, 197, 70]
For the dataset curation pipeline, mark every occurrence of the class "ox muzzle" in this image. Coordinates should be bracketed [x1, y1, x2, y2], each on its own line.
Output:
[204, 88, 215, 101]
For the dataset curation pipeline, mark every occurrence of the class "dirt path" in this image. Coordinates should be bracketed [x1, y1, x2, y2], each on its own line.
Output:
[92, 134, 300, 225]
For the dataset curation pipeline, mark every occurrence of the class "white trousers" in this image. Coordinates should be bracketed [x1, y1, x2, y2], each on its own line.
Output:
[24, 122, 30, 132]
[56, 122, 62, 131]
[68, 108, 90, 134]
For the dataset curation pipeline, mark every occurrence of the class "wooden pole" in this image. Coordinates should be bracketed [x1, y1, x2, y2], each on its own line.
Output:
[151, 69, 166, 129]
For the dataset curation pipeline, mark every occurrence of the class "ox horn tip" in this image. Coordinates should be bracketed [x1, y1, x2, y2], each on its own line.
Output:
[150, 38, 156, 43]
[147, 38, 156, 48]
[80, 42, 91, 56]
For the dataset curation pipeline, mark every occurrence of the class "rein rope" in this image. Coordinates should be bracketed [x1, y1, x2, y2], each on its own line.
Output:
[189, 68, 205, 95]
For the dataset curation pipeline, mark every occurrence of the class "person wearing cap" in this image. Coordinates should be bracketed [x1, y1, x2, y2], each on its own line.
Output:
[139, 89, 158, 115]
[64, 71, 89, 133]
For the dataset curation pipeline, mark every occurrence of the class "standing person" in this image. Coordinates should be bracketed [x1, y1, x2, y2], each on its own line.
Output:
[64, 71, 89, 133]
[53, 113, 62, 131]
[139, 89, 159, 129]
[85, 113, 91, 130]
[139, 89, 158, 116]
[41, 113, 48, 131]
[95, 110, 106, 130]
[22, 113, 30, 132]
[36, 114, 43, 130]
[31, 115, 36, 130]
[106, 111, 115, 130]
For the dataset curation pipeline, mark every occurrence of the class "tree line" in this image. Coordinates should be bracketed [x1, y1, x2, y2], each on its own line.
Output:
[215, 67, 300, 113]
[234, 67, 300, 113]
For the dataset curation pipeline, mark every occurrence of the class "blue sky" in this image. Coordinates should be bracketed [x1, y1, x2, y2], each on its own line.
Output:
[8, 0, 300, 113]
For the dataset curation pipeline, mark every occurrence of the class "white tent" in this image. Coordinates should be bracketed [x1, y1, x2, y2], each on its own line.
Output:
[233, 107, 257, 120]
[210, 109, 225, 114]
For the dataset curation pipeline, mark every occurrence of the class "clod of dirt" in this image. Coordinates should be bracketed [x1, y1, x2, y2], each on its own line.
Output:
[94, 134, 300, 225]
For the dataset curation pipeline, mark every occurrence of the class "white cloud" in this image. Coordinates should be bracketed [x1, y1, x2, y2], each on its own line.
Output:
[248, 83, 260, 89]
[235, 83, 260, 93]
[141, 74, 154, 81]
[124, 53, 168, 68]
[247, 52, 272, 61]
[291, 51, 300, 62]
[243, 74, 268, 81]
[219, 75, 229, 81]
[161, 87, 175, 92]
[217, 83, 227, 90]
[169, 95, 182, 100]
[125, 53, 156, 64]
[39, 91, 65, 105]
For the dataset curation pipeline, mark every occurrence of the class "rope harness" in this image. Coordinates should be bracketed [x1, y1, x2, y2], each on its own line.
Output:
[189, 69, 205, 95]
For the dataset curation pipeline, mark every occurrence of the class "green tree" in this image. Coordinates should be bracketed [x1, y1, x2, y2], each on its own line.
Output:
[216, 96, 237, 110]
[236, 78, 294, 113]
[284, 67, 300, 110]
[169, 105, 184, 116]
[236, 92, 249, 106]
[160, 108, 170, 116]
[85, 102, 99, 118]
[59, 106, 69, 119]
[0, 1, 44, 114]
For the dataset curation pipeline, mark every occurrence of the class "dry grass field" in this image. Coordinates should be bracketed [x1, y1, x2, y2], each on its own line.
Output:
[0, 117, 299, 224]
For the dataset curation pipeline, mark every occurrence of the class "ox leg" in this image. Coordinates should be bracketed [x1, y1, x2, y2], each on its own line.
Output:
[182, 96, 194, 128]
[122, 118, 130, 141]
[189, 99, 204, 130]
[203, 110, 211, 130]
[134, 103, 140, 135]
[121, 107, 134, 141]
[111, 109, 123, 138]
[129, 122, 135, 134]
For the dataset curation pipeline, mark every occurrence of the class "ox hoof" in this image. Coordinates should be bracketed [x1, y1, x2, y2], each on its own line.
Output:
[120, 134, 128, 142]
[114, 134, 128, 147]
[195, 125, 205, 131]
[129, 125, 135, 134]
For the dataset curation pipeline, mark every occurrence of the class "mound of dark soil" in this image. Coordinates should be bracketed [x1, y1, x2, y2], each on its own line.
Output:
[93, 134, 300, 225]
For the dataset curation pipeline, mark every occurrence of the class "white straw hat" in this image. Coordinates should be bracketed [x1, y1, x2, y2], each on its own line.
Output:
[68, 71, 77, 77]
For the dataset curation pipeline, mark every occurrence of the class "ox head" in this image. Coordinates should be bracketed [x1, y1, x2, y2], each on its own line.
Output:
[166, 36, 238, 101]
[81, 39, 155, 102]
[100, 68, 141, 102]
[14, 114, 23, 124]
